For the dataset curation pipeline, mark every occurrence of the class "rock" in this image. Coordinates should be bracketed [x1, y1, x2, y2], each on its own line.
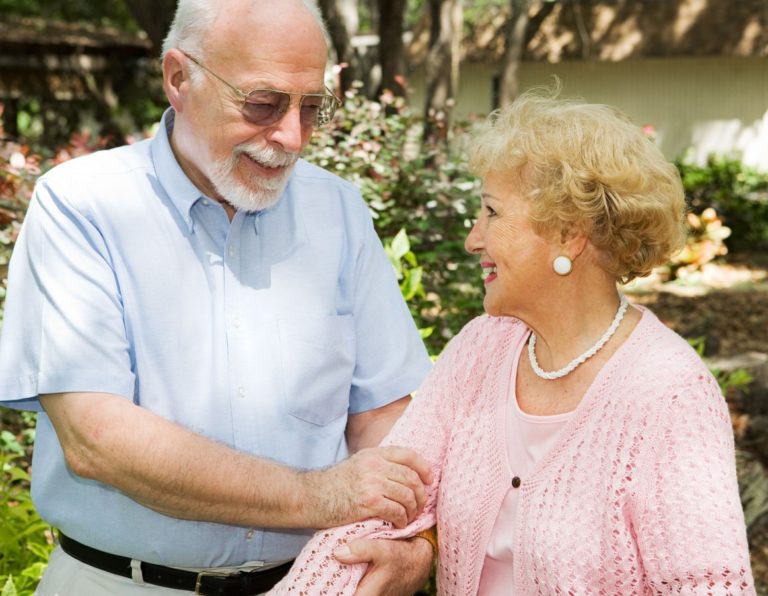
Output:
[736, 449, 768, 594]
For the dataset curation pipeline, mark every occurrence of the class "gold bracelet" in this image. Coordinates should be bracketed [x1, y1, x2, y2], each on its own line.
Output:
[412, 526, 438, 557]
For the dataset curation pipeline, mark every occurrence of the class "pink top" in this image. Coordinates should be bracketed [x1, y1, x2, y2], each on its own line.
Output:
[270, 309, 754, 595]
[479, 333, 572, 595]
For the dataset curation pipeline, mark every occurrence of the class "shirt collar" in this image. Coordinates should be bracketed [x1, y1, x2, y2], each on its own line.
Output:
[150, 108, 204, 233]
[150, 108, 299, 234]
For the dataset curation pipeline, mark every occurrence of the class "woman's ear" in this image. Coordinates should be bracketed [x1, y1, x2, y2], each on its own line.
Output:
[559, 226, 589, 261]
[162, 49, 190, 113]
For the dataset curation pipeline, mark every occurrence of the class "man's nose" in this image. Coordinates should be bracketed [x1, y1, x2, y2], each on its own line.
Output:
[266, 105, 307, 154]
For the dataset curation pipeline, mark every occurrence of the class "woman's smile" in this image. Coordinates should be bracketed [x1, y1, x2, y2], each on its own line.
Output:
[481, 261, 497, 285]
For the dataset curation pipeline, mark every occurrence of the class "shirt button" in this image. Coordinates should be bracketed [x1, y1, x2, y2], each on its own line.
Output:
[228, 248, 235, 257]
[245, 529, 255, 540]
[238, 386, 246, 398]
[511, 476, 521, 488]
[232, 317, 241, 328]
[202, 199, 210, 206]
[208, 255, 217, 265]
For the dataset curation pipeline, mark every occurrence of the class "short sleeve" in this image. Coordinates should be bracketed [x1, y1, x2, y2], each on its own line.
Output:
[0, 178, 135, 409]
[346, 206, 432, 413]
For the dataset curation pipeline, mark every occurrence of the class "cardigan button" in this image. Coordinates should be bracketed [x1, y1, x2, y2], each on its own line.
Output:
[511, 476, 521, 488]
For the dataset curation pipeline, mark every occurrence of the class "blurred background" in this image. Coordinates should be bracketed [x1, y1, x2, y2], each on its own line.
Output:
[0, 1, 767, 594]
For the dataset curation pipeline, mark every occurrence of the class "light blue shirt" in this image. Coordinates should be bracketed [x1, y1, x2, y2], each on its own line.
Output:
[0, 110, 432, 567]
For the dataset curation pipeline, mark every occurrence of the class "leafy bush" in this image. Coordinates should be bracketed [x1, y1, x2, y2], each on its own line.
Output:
[668, 207, 732, 280]
[0, 445, 53, 596]
[0, 144, 38, 324]
[678, 157, 768, 253]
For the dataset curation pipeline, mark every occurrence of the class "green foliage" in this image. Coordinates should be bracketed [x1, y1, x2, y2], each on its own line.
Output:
[0, 143, 43, 324]
[678, 157, 768, 253]
[0, 445, 54, 596]
[384, 229, 433, 339]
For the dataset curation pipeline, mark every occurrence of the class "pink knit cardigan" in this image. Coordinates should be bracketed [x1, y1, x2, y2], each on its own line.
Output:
[271, 309, 754, 595]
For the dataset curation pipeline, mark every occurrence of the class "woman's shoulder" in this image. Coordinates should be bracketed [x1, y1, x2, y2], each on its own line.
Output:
[614, 306, 725, 412]
[460, 313, 527, 338]
[448, 314, 527, 352]
[431, 315, 527, 379]
[627, 307, 710, 373]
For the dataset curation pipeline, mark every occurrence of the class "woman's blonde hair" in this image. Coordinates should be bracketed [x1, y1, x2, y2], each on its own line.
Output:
[469, 89, 687, 282]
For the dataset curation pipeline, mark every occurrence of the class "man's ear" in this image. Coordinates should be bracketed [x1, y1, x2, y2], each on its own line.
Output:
[162, 49, 190, 113]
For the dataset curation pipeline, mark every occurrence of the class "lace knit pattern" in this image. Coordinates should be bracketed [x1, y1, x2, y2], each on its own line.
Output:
[270, 309, 754, 595]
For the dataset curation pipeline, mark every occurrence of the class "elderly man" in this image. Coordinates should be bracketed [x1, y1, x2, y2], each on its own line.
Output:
[0, 0, 435, 594]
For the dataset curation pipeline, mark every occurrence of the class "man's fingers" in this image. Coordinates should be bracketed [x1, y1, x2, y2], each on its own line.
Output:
[384, 463, 426, 513]
[366, 494, 408, 528]
[308, 445, 432, 528]
[380, 478, 418, 523]
[379, 446, 433, 484]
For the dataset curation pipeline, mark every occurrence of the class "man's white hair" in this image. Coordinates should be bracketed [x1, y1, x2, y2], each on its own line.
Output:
[161, 0, 328, 58]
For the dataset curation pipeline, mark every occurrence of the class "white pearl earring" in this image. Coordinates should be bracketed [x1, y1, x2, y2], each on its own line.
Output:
[553, 256, 572, 276]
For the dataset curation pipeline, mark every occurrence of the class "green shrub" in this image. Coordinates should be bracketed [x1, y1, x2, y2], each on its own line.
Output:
[0, 448, 54, 596]
[677, 157, 768, 253]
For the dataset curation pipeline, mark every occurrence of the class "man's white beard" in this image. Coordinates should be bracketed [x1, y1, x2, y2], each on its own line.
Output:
[210, 143, 299, 212]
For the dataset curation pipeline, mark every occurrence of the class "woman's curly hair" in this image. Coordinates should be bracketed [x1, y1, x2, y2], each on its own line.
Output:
[468, 89, 687, 283]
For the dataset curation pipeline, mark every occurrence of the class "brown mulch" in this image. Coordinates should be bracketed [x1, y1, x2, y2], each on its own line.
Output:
[630, 285, 768, 357]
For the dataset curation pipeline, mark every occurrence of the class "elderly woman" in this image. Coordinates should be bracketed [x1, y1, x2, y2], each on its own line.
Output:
[271, 93, 754, 594]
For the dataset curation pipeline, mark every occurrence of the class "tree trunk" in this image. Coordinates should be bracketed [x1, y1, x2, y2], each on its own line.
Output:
[318, 0, 362, 93]
[498, 0, 557, 107]
[376, 0, 407, 97]
[1, 99, 19, 140]
[498, 0, 530, 108]
[122, 0, 177, 54]
[423, 0, 463, 144]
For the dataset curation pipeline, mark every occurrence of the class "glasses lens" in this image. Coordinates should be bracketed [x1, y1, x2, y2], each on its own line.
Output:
[242, 90, 291, 126]
[317, 94, 339, 126]
[242, 90, 338, 127]
[300, 94, 338, 127]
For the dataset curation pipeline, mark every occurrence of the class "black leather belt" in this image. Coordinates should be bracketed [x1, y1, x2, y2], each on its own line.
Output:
[59, 533, 293, 595]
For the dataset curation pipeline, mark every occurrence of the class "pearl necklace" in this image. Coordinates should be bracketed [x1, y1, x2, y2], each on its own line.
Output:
[528, 294, 629, 380]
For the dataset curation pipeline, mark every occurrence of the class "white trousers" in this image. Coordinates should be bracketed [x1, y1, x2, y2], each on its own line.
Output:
[36, 547, 267, 596]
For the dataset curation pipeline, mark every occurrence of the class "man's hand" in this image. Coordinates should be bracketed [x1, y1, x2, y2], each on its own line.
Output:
[333, 536, 434, 596]
[303, 446, 432, 529]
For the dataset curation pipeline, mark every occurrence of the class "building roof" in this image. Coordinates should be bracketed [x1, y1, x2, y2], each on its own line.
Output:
[407, 0, 768, 64]
[0, 17, 154, 102]
[0, 16, 152, 57]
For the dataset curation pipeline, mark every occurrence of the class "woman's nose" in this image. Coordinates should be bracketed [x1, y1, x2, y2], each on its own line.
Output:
[464, 219, 484, 254]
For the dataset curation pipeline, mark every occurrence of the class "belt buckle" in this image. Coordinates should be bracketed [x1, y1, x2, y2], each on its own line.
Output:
[194, 569, 237, 595]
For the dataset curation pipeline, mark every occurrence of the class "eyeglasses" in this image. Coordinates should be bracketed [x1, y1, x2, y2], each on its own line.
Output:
[181, 51, 341, 128]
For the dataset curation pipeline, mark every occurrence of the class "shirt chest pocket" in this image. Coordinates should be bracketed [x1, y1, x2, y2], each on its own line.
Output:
[277, 314, 356, 426]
